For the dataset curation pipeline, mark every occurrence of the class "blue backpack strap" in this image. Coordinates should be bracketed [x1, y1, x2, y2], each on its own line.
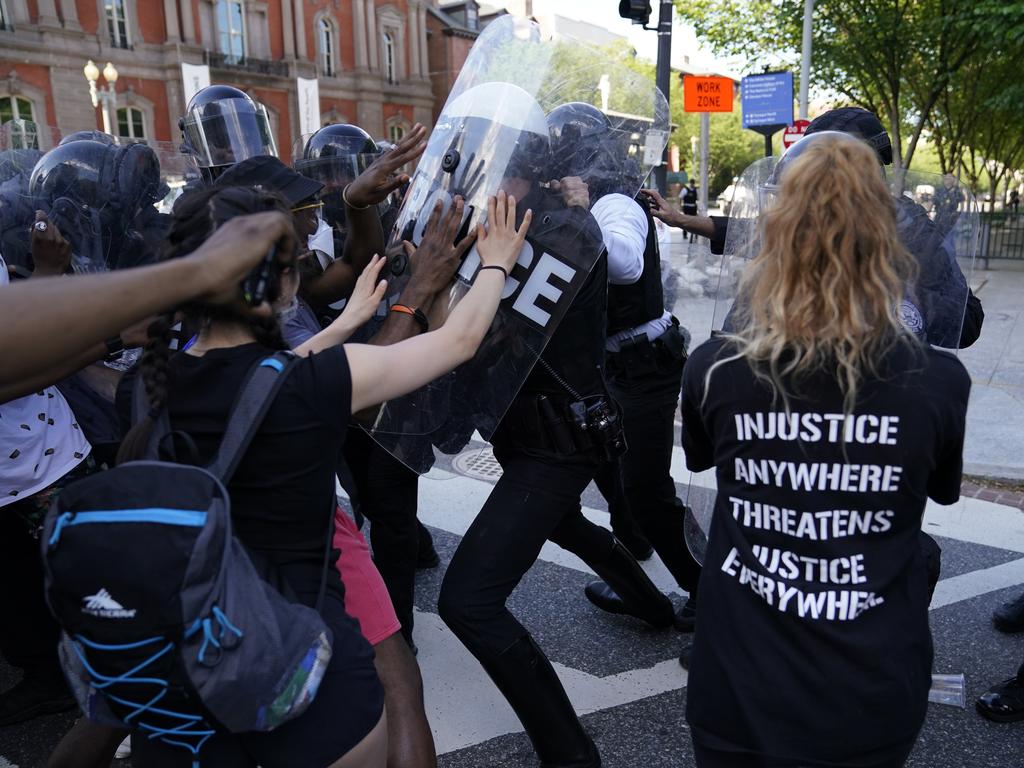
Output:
[206, 351, 298, 484]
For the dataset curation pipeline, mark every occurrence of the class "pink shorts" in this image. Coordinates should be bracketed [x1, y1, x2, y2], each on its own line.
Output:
[333, 507, 402, 646]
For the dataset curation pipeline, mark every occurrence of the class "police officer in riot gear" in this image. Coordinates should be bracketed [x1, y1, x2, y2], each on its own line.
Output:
[545, 102, 703, 632]
[644, 106, 984, 349]
[435, 85, 674, 768]
[179, 85, 276, 185]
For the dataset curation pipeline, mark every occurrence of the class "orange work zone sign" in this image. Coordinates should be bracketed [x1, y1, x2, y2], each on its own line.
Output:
[683, 76, 735, 113]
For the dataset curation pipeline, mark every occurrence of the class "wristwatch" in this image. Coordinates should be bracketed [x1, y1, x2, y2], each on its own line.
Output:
[104, 335, 125, 362]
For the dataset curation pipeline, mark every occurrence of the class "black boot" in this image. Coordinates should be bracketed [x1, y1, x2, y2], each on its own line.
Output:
[584, 540, 675, 628]
[477, 635, 601, 768]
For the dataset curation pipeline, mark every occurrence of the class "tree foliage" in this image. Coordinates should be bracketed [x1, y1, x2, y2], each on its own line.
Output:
[673, 0, 1024, 191]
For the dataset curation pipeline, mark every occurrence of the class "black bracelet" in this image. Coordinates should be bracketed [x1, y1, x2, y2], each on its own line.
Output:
[104, 335, 125, 362]
[479, 265, 509, 280]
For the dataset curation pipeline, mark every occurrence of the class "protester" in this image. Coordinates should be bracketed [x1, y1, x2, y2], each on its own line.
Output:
[104, 184, 529, 766]
[681, 179, 699, 243]
[679, 133, 969, 767]
[0, 210, 296, 400]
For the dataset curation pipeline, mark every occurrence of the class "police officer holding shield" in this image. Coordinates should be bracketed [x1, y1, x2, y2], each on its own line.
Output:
[543, 102, 703, 632]
[432, 82, 674, 768]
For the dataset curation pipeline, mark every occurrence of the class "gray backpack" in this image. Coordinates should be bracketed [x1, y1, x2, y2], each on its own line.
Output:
[41, 352, 333, 765]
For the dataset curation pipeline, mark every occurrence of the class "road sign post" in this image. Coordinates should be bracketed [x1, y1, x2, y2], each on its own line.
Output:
[683, 75, 736, 215]
[741, 71, 794, 157]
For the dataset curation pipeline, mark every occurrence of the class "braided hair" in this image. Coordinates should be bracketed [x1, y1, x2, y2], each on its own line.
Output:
[117, 185, 294, 464]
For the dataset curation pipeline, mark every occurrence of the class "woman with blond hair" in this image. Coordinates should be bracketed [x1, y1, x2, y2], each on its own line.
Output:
[680, 132, 970, 767]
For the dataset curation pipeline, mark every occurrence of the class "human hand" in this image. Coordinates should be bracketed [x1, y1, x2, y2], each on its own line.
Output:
[344, 124, 428, 209]
[188, 211, 297, 316]
[640, 188, 683, 226]
[30, 211, 72, 277]
[403, 196, 476, 295]
[476, 191, 531, 273]
[337, 254, 388, 331]
[549, 177, 590, 209]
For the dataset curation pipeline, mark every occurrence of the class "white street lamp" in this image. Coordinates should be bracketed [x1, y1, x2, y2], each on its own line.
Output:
[83, 60, 119, 135]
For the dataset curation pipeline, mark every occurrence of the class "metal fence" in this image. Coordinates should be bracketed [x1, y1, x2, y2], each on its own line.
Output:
[980, 212, 1024, 266]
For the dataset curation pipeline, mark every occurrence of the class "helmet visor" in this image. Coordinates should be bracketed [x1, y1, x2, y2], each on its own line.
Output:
[182, 98, 277, 167]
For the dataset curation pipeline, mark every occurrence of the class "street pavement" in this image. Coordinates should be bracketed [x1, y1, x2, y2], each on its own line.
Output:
[3, 240, 1024, 767]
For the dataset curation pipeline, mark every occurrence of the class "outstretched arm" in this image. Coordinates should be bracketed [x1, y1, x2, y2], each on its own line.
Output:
[345, 192, 531, 414]
[301, 125, 428, 310]
[0, 211, 294, 400]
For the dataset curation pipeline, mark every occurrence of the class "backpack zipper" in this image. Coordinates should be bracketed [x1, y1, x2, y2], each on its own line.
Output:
[49, 508, 207, 547]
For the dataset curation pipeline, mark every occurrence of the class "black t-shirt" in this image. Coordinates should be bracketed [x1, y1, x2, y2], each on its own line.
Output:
[165, 343, 350, 571]
[680, 336, 969, 764]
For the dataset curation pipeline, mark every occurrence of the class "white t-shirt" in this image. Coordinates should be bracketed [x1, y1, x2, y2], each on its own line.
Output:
[0, 254, 92, 506]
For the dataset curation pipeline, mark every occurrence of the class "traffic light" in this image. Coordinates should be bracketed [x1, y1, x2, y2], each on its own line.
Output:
[618, 0, 652, 25]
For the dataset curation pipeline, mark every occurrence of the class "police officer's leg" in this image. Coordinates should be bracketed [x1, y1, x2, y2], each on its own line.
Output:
[344, 428, 420, 647]
[437, 451, 599, 767]
[594, 460, 652, 561]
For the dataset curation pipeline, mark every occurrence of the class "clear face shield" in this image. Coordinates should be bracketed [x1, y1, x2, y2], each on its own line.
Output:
[181, 98, 277, 168]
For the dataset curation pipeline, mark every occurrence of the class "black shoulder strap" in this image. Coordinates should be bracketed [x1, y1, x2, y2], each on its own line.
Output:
[132, 375, 172, 461]
[207, 351, 298, 484]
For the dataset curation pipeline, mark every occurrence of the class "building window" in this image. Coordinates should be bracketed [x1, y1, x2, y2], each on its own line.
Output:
[466, 4, 478, 30]
[388, 123, 405, 144]
[318, 17, 335, 77]
[116, 106, 145, 139]
[105, 0, 130, 48]
[0, 0, 12, 30]
[217, 0, 246, 63]
[0, 95, 34, 123]
[383, 31, 396, 85]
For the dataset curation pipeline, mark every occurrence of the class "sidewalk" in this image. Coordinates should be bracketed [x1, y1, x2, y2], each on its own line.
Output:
[960, 268, 1024, 478]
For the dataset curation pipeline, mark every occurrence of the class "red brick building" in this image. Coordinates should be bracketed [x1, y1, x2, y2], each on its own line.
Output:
[0, 0, 435, 165]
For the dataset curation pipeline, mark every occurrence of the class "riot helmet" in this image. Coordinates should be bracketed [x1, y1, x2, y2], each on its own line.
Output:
[59, 130, 117, 146]
[29, 139, 162, 271]
[546, 102, 611, 178]
[805, 107, 893, 166]
[758, 130, 867, 210]
[294, 123, 381, 190]
[180, 85, 277, 174]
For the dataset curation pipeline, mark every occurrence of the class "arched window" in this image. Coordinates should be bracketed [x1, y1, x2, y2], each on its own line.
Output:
[0, 0, 12, 30]
[104, 0, 130, 48]
[116, 107, 145, 140]
[0, 95, 34, 123]
[317, 17, 335, 77]
[383, 32, 396, 85]
[216, 0, 246, 62]
[388, 123, 405, 144]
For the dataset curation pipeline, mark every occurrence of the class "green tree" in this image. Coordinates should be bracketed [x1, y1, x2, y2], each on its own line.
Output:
[673, 0, 1024, 171]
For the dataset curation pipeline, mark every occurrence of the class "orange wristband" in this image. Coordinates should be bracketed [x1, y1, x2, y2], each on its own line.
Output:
[390, 304, 429, 332]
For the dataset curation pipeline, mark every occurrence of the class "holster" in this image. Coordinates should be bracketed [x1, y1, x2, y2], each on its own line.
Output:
[607, 317, 688, 380]
[499, 393, 624, 461]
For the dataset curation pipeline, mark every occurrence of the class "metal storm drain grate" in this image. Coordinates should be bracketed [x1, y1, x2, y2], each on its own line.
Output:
[452, 447, 503, 481]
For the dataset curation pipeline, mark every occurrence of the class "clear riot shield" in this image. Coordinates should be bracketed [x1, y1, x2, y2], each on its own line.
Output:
[0, 145, 44, 277]
[676, 149, 978, 563]
[366, 15, 669, 473]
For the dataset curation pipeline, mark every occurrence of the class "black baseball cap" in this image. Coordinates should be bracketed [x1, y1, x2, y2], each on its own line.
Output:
[214, 155, 325, 206]
[805, 107, 893, 166]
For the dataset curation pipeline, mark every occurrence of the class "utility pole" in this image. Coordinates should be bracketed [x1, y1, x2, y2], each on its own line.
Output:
[799, 0, 815, 120]
[620, 0, 674, 195]
[653, 0, 672, 195]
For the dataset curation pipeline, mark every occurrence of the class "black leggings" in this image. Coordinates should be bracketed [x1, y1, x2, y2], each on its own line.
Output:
[693, 740, 916, 768]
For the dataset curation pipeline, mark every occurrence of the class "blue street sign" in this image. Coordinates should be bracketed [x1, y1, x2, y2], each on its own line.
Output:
[741, 72, 794, 129]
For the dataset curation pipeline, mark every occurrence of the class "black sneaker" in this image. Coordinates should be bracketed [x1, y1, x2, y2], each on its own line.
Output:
[0, 668, 76, 727]
[674, 596, 697, 632]
[977, 677, 1024, 723]
[993, 592, 1024, 633]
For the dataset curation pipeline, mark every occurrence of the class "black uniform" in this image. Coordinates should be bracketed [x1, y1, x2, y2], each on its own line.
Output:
[437, 187, 674, 768]
[594, 201, 701, 599]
